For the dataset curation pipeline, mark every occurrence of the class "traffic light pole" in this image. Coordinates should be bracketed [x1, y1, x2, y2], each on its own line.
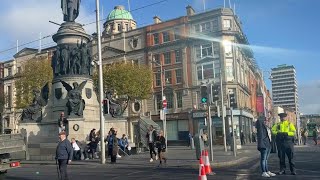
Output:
[230, 107, 237, 157]
[208, 103, 214, 162]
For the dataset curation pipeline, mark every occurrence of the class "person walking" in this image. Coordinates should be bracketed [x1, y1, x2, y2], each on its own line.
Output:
[155, 130, 167, 167]
[272, 112, 297, 175]
[55, 131, 73, 180]
[301, 128, 308, 145]
[146, 125, 157, 162]
[106, 129, 119, 163]
[312, 128, 318, 145]
[256, 116, 276, 178]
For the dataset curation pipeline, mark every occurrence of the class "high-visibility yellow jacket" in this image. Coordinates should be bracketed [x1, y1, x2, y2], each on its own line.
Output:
[272, 120, 296, 137]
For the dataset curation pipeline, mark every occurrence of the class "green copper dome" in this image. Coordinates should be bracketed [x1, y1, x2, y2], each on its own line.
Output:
[106, 5, 133, 22]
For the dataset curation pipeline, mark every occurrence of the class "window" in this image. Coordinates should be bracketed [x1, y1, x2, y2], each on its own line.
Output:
[164, 52, 171, 64]
[226, 59, 234, 81]
[155, 72, 161, 87]
[154, 33, 159, 45]
[214, 61, 221, 78]
[195, 47, 201, 58]
[174, 28, 180, 40]
[17, 67, 21, 74]
[175, 69, 182, 84]
[212, 19, 219, 31]
[165, 92, 174, 109]
[163, 31, 170, 43]
[202, 44, 213, 57]
[175, 50, 182, 63]
[224, 41, 233, 57]
[125, 24, 129, 31]
[223, 19, 231, 28]
[6, 118, 10, 128]
[201, 22, 211, 32]
[197, 63, 214, 80]
[117, 24, 121, 31]
[156, 94, 162, 110]
[176, 91, 183, 108]
[8, 67, 12, 76]
[165, 70, 172, 85]
[153, 54, 160, 66]
[7, 85, 12, 108]
[195, 24, 200, 32]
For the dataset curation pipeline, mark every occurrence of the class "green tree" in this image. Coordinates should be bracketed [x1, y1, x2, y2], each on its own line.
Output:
[15, 57, 53, 109]
[93, 62, 153, 100]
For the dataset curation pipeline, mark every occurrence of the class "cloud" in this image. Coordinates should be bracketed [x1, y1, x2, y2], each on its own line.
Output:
[299, 80, 320, 114]
[0, 0, 96, 59]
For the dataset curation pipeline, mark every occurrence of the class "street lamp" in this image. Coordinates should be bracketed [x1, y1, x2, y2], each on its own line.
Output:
[150, 57, 167, 150]
[95, 0, 105, 164]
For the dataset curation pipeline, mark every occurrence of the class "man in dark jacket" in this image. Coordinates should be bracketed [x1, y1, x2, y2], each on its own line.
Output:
[56, 131, 73, 180]
[146, 125, 157, 162]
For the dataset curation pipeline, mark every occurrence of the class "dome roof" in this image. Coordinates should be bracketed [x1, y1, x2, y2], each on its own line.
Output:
[106, 5, 134, 22]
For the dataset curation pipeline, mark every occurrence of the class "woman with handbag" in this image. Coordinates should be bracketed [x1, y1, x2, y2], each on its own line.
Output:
[156, 130, 167, 167]
[256, 116, 276, 178]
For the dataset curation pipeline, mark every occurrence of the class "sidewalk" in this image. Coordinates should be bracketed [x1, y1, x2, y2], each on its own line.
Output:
[21, 143, 260, 168]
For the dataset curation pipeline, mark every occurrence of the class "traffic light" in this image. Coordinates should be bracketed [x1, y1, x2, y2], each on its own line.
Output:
[229, 93, 237, 108]
[200, 85, 208, 103]
[212, 85, 220, 102]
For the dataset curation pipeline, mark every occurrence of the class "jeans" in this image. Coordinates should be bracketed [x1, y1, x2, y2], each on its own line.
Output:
[260, 147, 271, 172]
[149, 143, 157, 159]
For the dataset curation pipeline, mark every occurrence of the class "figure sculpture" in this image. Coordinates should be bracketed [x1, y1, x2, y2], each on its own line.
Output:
[61, 0, 81, 22]
[21, 83, 49, 122]
[60, 80, 87, 116]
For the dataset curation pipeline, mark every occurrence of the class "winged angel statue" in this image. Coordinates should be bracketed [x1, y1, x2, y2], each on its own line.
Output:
[21, 83, 49, 122]
[60, 80, 87, 116]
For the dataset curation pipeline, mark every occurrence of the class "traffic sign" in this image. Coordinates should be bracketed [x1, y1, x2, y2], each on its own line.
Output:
[163, 99, 167, 108]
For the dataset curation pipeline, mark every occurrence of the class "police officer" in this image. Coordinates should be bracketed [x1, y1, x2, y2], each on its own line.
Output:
[272, 112, 296, 175]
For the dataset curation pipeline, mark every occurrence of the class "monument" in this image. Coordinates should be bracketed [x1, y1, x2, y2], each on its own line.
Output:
[19, 0, 103, 160]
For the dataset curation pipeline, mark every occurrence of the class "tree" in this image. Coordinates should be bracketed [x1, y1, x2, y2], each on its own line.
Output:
[93, 62, 153, 100]
[15, 57, 53, 109]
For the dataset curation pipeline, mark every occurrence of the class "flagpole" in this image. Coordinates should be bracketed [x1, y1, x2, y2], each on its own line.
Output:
[202, 0, 206, 11]
[128, 0, 131, 12]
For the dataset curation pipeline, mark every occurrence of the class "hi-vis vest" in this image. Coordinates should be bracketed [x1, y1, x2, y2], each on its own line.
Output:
[272, 120, 296, 137]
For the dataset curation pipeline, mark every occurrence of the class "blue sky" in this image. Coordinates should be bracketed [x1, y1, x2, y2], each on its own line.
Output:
[0, 0, 319, 114]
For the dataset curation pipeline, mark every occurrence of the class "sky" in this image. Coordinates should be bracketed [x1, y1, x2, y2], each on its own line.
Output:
[0, 0, 319, 114]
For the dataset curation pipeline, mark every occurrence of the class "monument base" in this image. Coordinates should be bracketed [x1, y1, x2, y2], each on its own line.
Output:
[20, 117, 128, 161]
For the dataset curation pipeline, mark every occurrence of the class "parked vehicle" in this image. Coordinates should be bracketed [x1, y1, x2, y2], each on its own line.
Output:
[0, 133, 26, 173]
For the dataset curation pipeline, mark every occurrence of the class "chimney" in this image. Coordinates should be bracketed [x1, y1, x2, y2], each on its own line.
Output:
[153, 16, 162, 24]
[186, 5, 195, 16]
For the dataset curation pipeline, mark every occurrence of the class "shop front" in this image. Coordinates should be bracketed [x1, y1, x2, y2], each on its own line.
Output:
[151, 112, 190, 145]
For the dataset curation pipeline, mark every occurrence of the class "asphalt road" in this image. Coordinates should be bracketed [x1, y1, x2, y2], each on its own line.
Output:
[1, 145, 320, 180]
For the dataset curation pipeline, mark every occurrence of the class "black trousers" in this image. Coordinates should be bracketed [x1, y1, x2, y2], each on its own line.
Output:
[73, 150, 81, 160]
[277, 140, 295, 172]
[58, 159, 69, 180]
[149, 143, 157, 158]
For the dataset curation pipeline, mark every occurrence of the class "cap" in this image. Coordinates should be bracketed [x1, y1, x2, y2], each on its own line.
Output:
[278, 113, 287, 117]
[59, 131, 66, 136]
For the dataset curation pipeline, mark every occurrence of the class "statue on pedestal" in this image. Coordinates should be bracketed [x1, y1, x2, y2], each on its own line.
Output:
[61, 0, 81, 22]
[60, 80, 87, 116]
[21, 83, 49, 122]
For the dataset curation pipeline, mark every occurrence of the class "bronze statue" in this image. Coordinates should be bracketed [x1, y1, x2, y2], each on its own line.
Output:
[60, 80, 87, 116]
[21, 83, 49, 122]
[61, 0, 81, 22]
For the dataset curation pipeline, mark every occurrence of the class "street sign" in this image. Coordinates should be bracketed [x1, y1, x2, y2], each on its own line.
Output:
[163, 99, 167, 108]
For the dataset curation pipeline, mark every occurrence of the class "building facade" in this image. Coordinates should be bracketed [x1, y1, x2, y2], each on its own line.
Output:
[271, 64, 299, 112]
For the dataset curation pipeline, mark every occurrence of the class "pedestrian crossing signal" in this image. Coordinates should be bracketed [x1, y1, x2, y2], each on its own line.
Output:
[200, 86, 208, 103]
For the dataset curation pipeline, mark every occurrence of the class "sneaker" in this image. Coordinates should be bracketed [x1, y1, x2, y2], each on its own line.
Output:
[150, 158, 153, 162]
[84, 158, 89, 160]
[117, 154, 121, 158]
[291, 171, 296, 175]
[278, 170, 286, 175]
[155, 156, 158, 160]
[262, 172, 270, 178]
[267, 171, 276, 177]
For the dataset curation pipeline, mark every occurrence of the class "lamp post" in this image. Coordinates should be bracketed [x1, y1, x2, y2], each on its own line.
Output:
[95, 0, 105, 164]
[151, 57, 167, 150]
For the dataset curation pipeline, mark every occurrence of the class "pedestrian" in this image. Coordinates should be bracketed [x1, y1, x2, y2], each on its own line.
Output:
[71, 138, 81, 160]
[240, 131, 245, 145]
[272, 112, 297, 175]
[312, 129, 317, 145]
[55, 131, 73, 180]
[256, 116, 276, 178]
[106, 129, 118, 163]
[146, 125, 157, 162]
[155, 130, 167, 167]
[88, 129, 98, 159]
[301, 128, 308, 145]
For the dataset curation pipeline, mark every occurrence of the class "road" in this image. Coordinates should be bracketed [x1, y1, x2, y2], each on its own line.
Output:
[1, 145, 320, 180]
